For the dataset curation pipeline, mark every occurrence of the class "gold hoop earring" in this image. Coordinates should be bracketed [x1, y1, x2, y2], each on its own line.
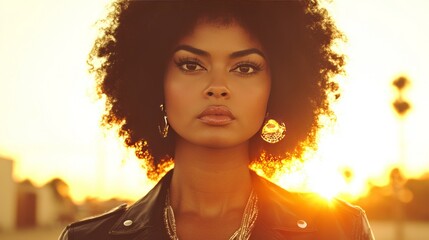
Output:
[261, 118, 286, 144]
[158, 104, 169, 138]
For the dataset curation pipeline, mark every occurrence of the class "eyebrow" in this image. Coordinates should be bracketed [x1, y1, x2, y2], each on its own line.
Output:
[230, 48, 266, 59]
[174, 45, 209, 57]
[173, 44, 266, 60]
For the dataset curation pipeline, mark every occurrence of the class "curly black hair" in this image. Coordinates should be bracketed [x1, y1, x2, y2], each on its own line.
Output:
[89, 0, 344, 180]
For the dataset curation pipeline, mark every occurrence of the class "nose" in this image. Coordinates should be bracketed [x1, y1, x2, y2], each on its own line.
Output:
[204, 74, 230, 99]
[205, 87, 229, 98]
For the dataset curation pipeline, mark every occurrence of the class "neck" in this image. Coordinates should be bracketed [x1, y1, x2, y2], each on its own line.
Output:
[170, 138, 253, 217]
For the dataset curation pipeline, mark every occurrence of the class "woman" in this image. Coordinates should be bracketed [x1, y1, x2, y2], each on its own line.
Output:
[60, 0, 374, 239]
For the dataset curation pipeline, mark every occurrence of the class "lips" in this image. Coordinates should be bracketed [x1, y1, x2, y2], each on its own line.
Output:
[197, 105, 235, 126]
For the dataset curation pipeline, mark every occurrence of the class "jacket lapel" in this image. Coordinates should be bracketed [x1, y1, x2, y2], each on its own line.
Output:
[250, 172, 320, 239]
[108, 171, 173, 239]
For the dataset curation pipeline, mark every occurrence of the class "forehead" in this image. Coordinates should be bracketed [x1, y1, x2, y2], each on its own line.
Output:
[176, 20, 263, 54]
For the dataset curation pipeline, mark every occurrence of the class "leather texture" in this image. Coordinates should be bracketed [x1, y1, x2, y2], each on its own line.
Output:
[59, 170, 375, 240]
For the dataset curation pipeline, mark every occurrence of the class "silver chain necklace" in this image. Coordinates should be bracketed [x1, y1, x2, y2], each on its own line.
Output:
[163, 189, 258, 240]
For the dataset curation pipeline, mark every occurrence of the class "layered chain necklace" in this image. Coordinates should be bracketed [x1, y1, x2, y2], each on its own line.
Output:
[163, 189, 259, 240]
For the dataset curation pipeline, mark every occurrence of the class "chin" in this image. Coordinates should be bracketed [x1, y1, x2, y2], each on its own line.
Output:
[194, 136, 249, 149]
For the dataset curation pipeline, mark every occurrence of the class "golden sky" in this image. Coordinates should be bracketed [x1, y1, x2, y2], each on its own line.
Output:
[1, 0, 428, 202]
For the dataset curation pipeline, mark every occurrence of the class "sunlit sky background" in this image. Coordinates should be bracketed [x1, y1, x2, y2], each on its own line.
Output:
[1, 0, 428, 202]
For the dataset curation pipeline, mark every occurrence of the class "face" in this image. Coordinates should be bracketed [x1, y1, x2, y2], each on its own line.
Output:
[164, 20, 271, 149]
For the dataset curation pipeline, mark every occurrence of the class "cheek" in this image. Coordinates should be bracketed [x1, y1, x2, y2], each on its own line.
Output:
[237, 78, 271, 127]
[164, 65, 184, 109]
[258, 75, 271, 112]
[252, 77, 271, 123]
[164, 81, 187, 117]
[163, 69, 199, 128]
[247, 77, 271, 111]
[251, 87, 270, 123]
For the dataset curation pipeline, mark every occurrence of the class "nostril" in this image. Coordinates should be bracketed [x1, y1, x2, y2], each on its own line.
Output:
[221, 92, 227, 97]
[207, 92, 214, 96]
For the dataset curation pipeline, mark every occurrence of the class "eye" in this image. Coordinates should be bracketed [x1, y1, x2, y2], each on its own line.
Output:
[234, 65, 254, 74]
[231, 62, 262, 75]
[180, 62, 204, 71]
[175, 58, 206, 72]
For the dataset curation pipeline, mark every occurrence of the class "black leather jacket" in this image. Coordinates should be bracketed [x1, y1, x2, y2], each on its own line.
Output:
[59, 170, 375, 239]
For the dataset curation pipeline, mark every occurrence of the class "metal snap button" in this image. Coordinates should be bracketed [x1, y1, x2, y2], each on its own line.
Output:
[297, 220, 307, 229]
[123, 220, 133, 226]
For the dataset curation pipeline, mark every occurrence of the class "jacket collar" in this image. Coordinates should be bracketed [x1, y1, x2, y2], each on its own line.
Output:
[108, 170, 171, 237]
[108, 170, 321, 238]
[250, 171, 319, 239]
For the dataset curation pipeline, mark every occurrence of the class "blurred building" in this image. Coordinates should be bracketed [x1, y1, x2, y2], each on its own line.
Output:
[0, 157, 16, 231]
[0, 157, 76, 231]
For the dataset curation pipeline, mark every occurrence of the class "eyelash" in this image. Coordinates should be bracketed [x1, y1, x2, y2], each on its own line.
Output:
[174, 57, 264, 75]
[174, 57, 206, 72]
[231, 61, 263, 75]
